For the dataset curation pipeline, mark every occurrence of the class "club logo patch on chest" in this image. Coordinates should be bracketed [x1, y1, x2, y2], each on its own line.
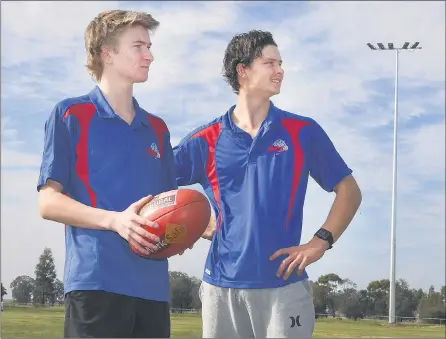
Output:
[267, 139, 289, 153]
[146, 142, 161, 158]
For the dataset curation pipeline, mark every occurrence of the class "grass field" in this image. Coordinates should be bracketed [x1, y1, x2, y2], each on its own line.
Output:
[1, 306, 445, 338]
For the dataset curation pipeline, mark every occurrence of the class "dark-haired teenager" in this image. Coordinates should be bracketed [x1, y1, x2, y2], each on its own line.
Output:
[173, 30, 362, 338]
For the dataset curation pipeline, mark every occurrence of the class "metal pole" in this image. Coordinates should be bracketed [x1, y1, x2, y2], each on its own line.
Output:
[389, 48, 399, 324]
[367, 41, 421, 324]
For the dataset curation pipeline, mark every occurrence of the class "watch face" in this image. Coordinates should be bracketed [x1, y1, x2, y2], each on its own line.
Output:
[317, 229, 329, 239]
[315, 229, 333, 249]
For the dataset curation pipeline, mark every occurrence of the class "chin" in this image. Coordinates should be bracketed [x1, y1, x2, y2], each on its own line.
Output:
[266, 88, 280, 97]
[133, 75, 149, 84]
[131, 69, 150, 83]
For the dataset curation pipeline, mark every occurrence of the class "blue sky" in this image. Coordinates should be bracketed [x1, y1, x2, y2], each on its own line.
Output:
[1, 1, 445, 295]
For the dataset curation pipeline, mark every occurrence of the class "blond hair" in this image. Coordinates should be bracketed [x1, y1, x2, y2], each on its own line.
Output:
[84, 10, 159, 82]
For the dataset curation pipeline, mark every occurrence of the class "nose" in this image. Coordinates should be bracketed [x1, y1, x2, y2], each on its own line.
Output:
[144, 48, 154, 63]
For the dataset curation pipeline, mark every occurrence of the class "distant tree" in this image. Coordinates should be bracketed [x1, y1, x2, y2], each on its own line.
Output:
[318, 273, 344, 317]
[337, 280, 363, 320]
[311, 281, 327, 316]
[395, 279, 419, 319]
[318, 273, 344, 287]
[54, 279, 64, 304]
[1, 283, 7, 301]
[428, 285, 435, 296]
[366, 279, 389, 316]
[306, 275, 446, 321]
[418, 286, 446, 324]
[440, 285, 445, 304]
[33, 247, 57, 305]
[189, 276, 202, 310]
[357, 289, 370, 317]
[339, 292, 363, 320]
[10, 275, 35, 304]
[413, 288, 426, 306]
[169, 271, 193, 311]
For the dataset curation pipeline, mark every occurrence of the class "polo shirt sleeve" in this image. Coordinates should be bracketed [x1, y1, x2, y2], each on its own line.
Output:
[307, 120, 353, 192]
[37, 105, 72, 192]
[162, 130, 179, 191]
[173, 138, 206, 187]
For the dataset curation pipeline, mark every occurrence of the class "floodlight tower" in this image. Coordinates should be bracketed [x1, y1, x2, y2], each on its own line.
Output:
[366, 42, 422, 324]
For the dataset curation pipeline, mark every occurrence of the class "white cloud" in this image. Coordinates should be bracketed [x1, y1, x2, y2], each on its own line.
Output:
[400, 122, 445, 178]
[295, 1, 445, 82]
[1, 1, 120, 66]
[1, 170, 66, 287]
[1, 151, 42, 168]
[1, 1, 444, 293]
[142, 2, 241, 91]
[1, 117, 24, 148]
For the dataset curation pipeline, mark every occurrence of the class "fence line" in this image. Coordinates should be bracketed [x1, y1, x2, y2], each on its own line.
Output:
[3, 302, 445, 326]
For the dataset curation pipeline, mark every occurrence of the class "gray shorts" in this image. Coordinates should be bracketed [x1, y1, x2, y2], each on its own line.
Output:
[199, 279, 315, 338]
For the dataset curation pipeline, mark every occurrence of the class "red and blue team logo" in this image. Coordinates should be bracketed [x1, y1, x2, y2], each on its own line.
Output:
[267, 139, 288, 153]
[147, 142, 161, 158]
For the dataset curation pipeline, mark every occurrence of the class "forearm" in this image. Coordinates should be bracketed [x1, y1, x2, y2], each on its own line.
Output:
[319, 176, 362, 243]
[39, 190, 115, 231]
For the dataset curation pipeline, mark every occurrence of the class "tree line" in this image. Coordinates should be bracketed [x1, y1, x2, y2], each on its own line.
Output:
[3, 248, 64, 305]
[310, 273, 445, 323]
[3, 248, 445, 324]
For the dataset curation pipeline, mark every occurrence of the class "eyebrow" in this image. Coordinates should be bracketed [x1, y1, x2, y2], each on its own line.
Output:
[133, 40, 152, 47]
[263, 57, 283, 64]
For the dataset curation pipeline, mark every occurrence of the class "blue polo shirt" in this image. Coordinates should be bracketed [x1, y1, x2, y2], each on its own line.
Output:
[173, 102, 352, 289]
[37, 86, 177, 301]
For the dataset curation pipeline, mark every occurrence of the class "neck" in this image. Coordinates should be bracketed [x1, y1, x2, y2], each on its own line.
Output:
[232, 90, 271, 133]
[98, 74, 135, 124]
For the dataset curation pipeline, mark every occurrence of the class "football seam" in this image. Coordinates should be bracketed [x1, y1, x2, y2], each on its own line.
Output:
[142, 199, 211, 222]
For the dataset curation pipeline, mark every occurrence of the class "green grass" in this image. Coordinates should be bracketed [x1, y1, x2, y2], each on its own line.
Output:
[1, 306, 445, 338]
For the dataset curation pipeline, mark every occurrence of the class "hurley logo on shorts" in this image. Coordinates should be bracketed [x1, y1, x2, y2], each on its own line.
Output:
[267, 139, 288, 153]
[289, 315, 302, 328]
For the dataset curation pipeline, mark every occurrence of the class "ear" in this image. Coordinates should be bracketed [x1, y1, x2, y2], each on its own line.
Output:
[100, 46, 112, 65]
[236, 63, 246, 78]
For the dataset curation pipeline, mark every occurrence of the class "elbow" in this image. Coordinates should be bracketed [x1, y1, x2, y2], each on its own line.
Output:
[39, 199, 50, 220]
[347, 176, 362, 208]
[350, 177, 362, 211]
[38, 193, 54, 220]
[335, 175, 362, 208]
[38, 180, 64, 221]
[355, 185, 363, 209]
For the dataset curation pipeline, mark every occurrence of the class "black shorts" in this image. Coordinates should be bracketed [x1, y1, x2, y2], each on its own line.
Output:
[64, 290, 170, 338]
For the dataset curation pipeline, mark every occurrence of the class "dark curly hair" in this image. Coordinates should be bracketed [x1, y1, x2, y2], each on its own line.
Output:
[222, 30, 278, 94]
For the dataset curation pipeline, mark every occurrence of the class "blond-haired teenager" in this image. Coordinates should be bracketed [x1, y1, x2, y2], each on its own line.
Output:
[37, 10, 176, 338]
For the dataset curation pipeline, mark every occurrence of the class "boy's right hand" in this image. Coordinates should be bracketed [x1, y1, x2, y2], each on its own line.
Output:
[202, 215, 216, 240]
[110, 195, 160, 254]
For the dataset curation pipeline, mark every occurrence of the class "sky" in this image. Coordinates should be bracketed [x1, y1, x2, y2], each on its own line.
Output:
[1, 1, 445, 295]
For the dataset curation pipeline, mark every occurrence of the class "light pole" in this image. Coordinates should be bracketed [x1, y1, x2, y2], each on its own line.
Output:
[366, 42, 422, 324]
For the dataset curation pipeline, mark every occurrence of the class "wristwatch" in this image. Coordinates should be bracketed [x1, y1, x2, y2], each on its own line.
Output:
[314, 228, 334, 249]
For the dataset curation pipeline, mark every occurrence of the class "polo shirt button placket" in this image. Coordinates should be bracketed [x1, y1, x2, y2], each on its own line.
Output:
[248, 146, 258, 165]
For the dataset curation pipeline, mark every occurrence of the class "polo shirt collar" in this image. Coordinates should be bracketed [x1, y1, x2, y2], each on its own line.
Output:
[222, 100, 279, 133]
[88, 86, 149, 127]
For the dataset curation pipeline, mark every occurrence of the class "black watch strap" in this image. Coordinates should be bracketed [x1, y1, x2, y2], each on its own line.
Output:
[314, 228, 334, 249]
